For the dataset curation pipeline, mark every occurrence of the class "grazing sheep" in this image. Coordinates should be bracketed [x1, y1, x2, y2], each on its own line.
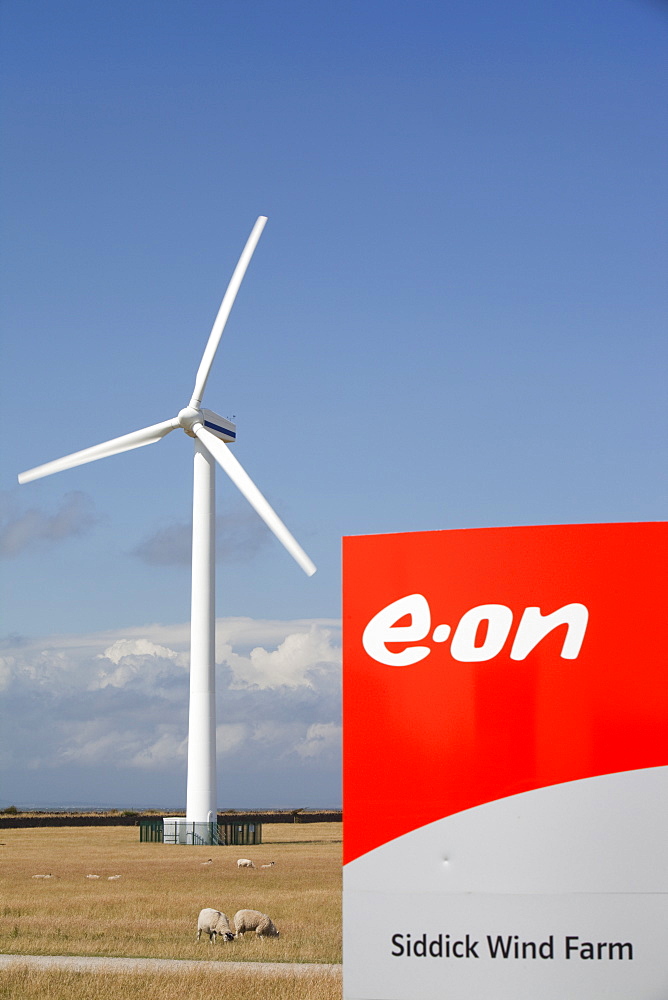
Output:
[233, 908, 280, 938]
[196, 908, 235, 944]
[236, 858, 255, 868]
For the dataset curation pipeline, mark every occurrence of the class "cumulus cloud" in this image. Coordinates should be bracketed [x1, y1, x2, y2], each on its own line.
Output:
[0, 617, 341, 808]
[100, 638, 184, 666]
[223, 626, 340, 689]
[132, 509, 270, 566]
[295, 722, 342, 759]
[0, 491, 100, 558]
[92, 638, 188, 691]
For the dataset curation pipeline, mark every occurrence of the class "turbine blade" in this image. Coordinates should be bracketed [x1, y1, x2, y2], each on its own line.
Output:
[193, 424, 316, 577]
[18, 417, 180, 484]
[189, 216, 268, 408]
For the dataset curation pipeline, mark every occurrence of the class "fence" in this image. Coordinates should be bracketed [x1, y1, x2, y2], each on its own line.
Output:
[219, 821, 263, 846]
[139, 818, 263, 846]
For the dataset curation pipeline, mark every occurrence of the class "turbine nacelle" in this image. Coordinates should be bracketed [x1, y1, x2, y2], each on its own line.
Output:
[178, 406, 236, 443]
[200, 409, 236, 443]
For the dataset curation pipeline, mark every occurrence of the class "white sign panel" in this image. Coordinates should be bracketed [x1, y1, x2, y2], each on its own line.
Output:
[343, 523, 668, 999]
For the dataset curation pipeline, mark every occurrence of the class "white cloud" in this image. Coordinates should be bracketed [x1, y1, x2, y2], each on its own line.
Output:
[93, 638, 188, 690]
[0, 617, 342, 808]
[224, 625, 340, 689]
[295, 722, 342, 759]
[58, 726, 139, 766]
[100, 638, 182, 665]
[128, 728, 188, 769]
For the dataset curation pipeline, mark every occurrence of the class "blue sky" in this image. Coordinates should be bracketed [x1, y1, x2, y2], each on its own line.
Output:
[1, 0, 666, 808]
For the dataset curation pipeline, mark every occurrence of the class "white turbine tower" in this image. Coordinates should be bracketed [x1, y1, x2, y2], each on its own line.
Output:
[18, 216, 316, 844]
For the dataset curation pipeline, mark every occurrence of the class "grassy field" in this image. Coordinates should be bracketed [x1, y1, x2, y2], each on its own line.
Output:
[0, 965, 341, 1000]
[0, 823, 341, 965]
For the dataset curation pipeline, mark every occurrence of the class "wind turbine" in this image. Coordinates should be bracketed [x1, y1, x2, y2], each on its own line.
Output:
[18, 216, 316, 844]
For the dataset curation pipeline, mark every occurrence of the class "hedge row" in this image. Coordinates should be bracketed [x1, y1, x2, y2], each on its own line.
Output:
[0, 810, 342, 828]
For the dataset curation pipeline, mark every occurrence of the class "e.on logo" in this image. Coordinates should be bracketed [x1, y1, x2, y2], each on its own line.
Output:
[362, 594, 589, 667]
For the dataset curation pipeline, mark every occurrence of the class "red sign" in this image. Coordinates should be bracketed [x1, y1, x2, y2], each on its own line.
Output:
[343, 522, 667, 864]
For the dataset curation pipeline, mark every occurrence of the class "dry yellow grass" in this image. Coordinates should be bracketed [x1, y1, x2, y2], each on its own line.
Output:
[0, 964, 341, 1000]
[0, 824, 341, 964]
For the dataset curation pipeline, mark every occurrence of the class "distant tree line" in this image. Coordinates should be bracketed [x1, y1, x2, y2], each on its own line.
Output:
[0, 808, 342, 828]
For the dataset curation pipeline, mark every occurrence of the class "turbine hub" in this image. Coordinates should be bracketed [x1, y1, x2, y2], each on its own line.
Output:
[178, 406, 204, 438]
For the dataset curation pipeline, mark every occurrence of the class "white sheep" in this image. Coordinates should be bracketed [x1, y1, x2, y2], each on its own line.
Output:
[233, 908, 280, 938]
[196, 907, 235, 944]
[236, 858, 255, 868]
[260, 861, 275, 868]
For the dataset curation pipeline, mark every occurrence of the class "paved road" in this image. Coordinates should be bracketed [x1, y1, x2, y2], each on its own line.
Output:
[0, 953, 342, 977]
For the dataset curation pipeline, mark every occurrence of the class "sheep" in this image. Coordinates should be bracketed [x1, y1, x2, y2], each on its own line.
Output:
[236, 858, 255, 868]
[233, 908, 280, 939]
[260, 861, 275, 868]
[196, 907, 235, 944]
